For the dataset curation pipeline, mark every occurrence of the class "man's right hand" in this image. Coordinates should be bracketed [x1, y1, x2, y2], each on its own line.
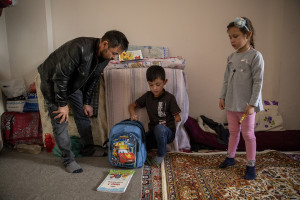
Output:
[53, 105, 69, 123]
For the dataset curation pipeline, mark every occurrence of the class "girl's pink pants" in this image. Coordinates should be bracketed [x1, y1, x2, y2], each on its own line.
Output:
[227, 110, 256, 161]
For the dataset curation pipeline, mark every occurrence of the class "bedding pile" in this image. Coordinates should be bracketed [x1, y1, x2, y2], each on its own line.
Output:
[104, 56, 190, 151]
[108, 56, 185, 70]
[185, 115, 300, 151]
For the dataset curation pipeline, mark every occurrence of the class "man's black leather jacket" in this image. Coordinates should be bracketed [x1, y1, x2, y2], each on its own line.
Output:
[38, 37, 109, 107]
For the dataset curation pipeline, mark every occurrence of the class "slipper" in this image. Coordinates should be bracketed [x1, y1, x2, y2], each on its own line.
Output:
[151, 158, 160, 168]
[145, 157, 152, 166]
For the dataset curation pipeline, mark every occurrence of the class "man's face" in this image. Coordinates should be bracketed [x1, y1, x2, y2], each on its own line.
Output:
[98, 41, 123, 60]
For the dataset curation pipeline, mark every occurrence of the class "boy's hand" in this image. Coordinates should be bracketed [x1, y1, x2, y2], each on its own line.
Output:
[131, 114, 138, 121]
[175, 114, 181, 122]
[129, 102, 138, 121]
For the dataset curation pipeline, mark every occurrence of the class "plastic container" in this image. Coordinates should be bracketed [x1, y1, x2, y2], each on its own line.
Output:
[44, 133, 55, 152]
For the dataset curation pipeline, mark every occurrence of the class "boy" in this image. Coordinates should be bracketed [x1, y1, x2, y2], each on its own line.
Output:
[129, 65, 181, 165]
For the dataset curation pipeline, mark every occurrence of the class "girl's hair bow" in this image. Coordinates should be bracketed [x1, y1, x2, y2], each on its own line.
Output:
[234, 17, 249, 31]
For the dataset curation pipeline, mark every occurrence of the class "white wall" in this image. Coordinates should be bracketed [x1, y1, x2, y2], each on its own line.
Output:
[2, 0, 300, 129]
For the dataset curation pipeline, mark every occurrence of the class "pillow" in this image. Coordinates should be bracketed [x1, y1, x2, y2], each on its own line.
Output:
[184, 116, 206, 144]
[255, 100, 285, 131]
[127, 45, 169, 58]
[184, 116, 227, 150]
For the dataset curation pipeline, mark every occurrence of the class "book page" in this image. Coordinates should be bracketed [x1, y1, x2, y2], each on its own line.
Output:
[119, 50, 143, 61]
[97, 169, 135, 193]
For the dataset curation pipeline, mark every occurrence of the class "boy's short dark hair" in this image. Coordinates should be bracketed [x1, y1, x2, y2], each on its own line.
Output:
[102, 30, 129, 51]
[146, 65, 165, 82]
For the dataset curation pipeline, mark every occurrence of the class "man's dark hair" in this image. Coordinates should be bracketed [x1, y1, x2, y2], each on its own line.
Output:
[146, 65, 165, 82]
[101, 30, 129, 51]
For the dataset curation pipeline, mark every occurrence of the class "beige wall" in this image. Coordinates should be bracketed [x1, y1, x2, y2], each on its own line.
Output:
[278, 1, 300, 129]
[0, 10, 10, 116]
[1, 0, 300, 129]
[4, 0, 48, 85]
[0, 10, 10, 80]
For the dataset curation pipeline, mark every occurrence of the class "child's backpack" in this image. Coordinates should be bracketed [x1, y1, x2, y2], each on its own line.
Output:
[108, 119, 147, 168]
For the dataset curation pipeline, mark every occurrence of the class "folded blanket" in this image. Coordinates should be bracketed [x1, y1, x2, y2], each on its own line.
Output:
[107, 57, 186, 70]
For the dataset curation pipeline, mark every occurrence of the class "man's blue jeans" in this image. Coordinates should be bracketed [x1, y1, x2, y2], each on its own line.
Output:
[47, 89, 93, 166]
[146, 124, 174, 157]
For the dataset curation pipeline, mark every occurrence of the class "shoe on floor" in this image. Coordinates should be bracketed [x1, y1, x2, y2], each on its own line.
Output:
[219, 157, 235, 168]
[244, 166, 256, 180]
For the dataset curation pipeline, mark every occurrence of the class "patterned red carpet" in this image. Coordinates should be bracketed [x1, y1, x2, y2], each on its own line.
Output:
[161, 150, 300, 200]
[142, 150, 163, 200]
[142, 165, 162, 200]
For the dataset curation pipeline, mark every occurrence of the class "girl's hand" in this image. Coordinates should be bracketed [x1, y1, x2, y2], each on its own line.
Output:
[245, 105, 255, 115]
[219, 99, 225, 110]
[131, 114, 138, 121]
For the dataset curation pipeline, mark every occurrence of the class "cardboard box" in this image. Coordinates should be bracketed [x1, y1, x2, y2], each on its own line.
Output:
[6, 100, 25, 112]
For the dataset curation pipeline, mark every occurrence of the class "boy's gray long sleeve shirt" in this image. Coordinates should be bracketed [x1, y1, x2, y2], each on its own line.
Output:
[220, 48, 264, 113]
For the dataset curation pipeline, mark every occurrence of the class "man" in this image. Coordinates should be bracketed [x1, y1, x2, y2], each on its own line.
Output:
[38, 30, 129, 173]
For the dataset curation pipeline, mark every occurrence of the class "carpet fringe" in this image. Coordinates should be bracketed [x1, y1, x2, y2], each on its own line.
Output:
[166, 149, 278, 156]
[161, 160, 167, 200]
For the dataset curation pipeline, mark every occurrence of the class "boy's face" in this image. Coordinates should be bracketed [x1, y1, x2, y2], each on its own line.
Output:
[148, 78, 168, 97]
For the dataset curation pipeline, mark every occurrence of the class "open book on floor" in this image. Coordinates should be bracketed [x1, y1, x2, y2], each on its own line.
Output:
[97, 169, 135, 193]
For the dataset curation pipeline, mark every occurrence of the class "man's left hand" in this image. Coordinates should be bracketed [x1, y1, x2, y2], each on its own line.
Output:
[83, 104, 93, 117]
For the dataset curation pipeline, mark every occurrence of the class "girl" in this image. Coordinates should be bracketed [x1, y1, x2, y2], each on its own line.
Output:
[219, 17, 264, 180]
